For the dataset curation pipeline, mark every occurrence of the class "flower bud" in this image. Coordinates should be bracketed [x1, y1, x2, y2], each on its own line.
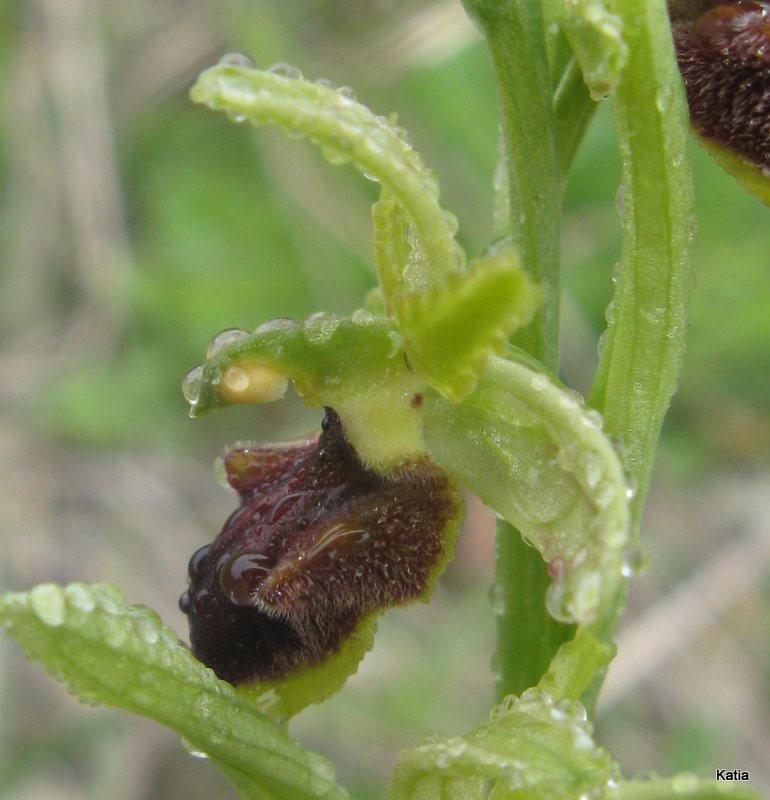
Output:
[180, 408, 462, 686]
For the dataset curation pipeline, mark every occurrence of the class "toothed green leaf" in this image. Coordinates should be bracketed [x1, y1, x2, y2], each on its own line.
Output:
[0, 583, 348, 800]
[397, 250, 542, 402]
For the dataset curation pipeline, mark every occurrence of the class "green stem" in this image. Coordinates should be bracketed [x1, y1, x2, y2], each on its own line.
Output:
[462, 0, 568, 698]
[493, 521, 575, 699]
[588, 0, 695, 535]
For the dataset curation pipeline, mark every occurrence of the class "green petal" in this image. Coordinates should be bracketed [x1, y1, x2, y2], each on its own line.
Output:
[397, 248, 543, 402]
[424, 354, 631, 630]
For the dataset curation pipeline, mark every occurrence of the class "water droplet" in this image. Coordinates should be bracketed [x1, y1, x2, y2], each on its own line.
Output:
[442, 210, 459, 236]
[188, 544, 212, 581]
[585, 408, 604, 430]
[315, 77, 336, 90]
[180, 736, 209, 759]
[337, 85, 356, 102]
[64, 583, 96, 612]
[545, 580, 573, 623]
[29, 584, 66, 627]
[219, 52, 255, 68]
[671, 772, 699, 793]
[621, 544, 647, 577]
[303, 311, 339, 344]
[555, 698, 587, 721]
[351, 308, 374, 324]
[219, 551, 274, 606]
[520, 687, 552, 706]
[206, 328, 250, 360]
[182, 365, 204, 408]
[129, 607, 160, 645]
[268, 62, 303, 80]
[255, 317, 298, 334]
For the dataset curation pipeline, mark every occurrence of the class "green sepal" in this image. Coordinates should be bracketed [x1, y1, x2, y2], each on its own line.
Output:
[423, 354, 631, 629]
[185, 315, 425, 470]
[191, 63, 463, 304]
[0, 583, 348, 800]
[396, 249, 543, 402]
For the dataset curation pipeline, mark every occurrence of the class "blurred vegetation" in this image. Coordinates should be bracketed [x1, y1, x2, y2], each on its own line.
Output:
[0, 2, 768, 799]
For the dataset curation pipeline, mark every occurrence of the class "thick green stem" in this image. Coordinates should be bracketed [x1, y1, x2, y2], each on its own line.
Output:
[463, 0, 568, 698]
[588, 0, 695, 535]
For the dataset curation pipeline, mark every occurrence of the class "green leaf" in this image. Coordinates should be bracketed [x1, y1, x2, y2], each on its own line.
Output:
[424, 354, 631, 631]
[190, 63, 463, 306]
[390, 688, 620, 800]
[0, 583, 348, 800]
[397, 249, 543, 401]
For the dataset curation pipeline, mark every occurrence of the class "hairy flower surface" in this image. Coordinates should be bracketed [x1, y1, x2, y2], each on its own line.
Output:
[180, 408, 462, 685]
[673, 1, 770, 168]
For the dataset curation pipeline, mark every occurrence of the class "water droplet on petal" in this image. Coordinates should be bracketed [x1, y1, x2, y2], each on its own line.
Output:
[207, 328, 250, 360]
[182, 365, 204, 408]
[255, 317, 298, 334]
[315, 77, 336, 90]
[268, 62, 303, 80]
[520, 687, 552, 706]
[621, 544, 647, 577]
[219, 551, 274, 606]
[180, 736, 209, 759]
[671, 772, 699, 794]
[29, 584, 66, 627]
[219, 52, 255, 68]
[303, 312, 340, 344]
[337, 85, 356, 102]
[545, 579, 573, 623]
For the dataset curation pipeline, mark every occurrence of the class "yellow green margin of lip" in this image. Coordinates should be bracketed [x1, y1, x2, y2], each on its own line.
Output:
[696, 132, 770, 207]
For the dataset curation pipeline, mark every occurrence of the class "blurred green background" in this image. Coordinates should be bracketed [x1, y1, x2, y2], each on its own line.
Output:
[1, 2, 768, 799]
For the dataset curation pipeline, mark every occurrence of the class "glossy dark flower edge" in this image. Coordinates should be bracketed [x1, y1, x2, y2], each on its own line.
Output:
[180, 408, 463, 686]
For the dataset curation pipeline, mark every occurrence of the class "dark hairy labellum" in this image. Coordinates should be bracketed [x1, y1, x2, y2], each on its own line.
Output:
[180, 408, 460, 685]
[672, 1, 770, 168]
